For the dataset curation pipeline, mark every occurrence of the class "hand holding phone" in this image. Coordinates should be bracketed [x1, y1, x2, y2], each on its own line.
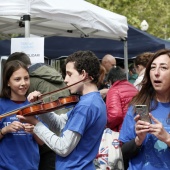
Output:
[135, 105, 151, 123]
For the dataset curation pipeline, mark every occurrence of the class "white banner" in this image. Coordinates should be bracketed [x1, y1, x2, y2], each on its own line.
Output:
[11, 37, 44, 64]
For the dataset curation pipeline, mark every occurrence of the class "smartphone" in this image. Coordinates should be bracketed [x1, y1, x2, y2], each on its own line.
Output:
[135, 105, 151, 123]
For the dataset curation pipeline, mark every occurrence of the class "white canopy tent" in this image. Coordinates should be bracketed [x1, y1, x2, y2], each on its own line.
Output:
[0, 0, 129, 75]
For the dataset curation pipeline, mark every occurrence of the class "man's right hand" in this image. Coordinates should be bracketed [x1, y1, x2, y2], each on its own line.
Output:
[27, 90, 42, 102]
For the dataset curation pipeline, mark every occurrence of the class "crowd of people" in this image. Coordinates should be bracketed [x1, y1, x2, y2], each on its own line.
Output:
[0, 48, 169, 170]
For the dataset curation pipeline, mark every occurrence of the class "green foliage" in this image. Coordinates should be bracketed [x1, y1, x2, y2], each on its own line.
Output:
[1, 1, 169, 40]
[0, 33, 20, 40]
[86, 0, 170, 39]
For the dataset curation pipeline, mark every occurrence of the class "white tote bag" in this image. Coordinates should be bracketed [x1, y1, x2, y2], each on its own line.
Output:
[94, 128, 124, 170]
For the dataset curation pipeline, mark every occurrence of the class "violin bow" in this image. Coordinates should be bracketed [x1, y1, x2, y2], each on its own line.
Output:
[0, 77, 93, 119]
[39, 76, 92, 100]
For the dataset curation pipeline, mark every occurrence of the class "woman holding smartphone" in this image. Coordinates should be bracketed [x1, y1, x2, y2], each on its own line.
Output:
[119, 49, 170, 170]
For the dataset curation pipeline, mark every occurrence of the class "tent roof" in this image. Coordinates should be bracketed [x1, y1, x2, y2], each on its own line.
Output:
[27, 25, 170, 59]
[0, 0, 128, 40]
[36, 27, 170, 59]
[0, 25, 170, 59]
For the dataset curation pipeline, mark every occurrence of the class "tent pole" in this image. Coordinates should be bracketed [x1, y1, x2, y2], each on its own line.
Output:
[23, 15, 31, 37]
[124, 39, 128, 80]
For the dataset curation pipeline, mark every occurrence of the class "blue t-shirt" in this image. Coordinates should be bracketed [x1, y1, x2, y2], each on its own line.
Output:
[0, 98, 39, 170]
[56, 92, 107, 170]
[119, 102, 170, 170]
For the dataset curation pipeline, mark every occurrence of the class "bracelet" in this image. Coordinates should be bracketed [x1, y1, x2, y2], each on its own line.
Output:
[0, 129, 5, 136]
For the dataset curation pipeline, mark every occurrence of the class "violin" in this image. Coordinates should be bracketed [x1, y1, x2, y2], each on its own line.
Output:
[0, 77, 92, 120]
[20, 95, 79, 116]
[0, 95, 79, 120]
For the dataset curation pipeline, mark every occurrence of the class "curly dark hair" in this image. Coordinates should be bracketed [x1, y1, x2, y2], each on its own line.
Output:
[65, 51, 100, 84]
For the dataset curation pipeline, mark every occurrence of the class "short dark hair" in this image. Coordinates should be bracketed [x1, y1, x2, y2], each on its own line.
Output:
[65, 51, 100, 84]
[107, 66, 126, 84]
[0, 60, 29, 98]
[6, 52, 31, 66]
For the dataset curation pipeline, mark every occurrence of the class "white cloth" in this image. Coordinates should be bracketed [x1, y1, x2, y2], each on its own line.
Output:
[33, 112, 81, 157]
[133, 68, 145, 91]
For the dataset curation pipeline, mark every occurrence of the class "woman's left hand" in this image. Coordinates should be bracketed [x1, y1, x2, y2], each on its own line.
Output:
[149, 114, 170, 144]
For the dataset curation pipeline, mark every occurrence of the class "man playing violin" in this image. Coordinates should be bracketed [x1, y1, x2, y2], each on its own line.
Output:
[17, 50, 107, 170]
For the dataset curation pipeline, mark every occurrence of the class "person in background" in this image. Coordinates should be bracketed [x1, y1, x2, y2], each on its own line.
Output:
[17, 50, 107, 170]
[133, 52, 153, 90]
[106, 66, 138, 131]
[6, 52, 71, 170]
[128, 63, 138, 84]
[119, 49, 170, 170]
[97, 64, 106, 89]
[101, 54, 117, 74]
[100, 54, 117, 100]
[6, 52, 70, 107]
[0, 60, 43, 170]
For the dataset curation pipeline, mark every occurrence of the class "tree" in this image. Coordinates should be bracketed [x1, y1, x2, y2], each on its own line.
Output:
[0, 33, 19, 40]
[87, 0, 170, 39]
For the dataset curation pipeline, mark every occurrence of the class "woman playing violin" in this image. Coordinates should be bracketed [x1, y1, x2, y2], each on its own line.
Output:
[18, 50, 107, 170]
[0, 60, 43, 170]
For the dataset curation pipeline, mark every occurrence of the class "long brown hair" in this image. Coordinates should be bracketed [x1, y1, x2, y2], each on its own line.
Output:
[97, 64, 106, 87]
[130, 49, 170, 112]
[0, 60, 29, 98]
